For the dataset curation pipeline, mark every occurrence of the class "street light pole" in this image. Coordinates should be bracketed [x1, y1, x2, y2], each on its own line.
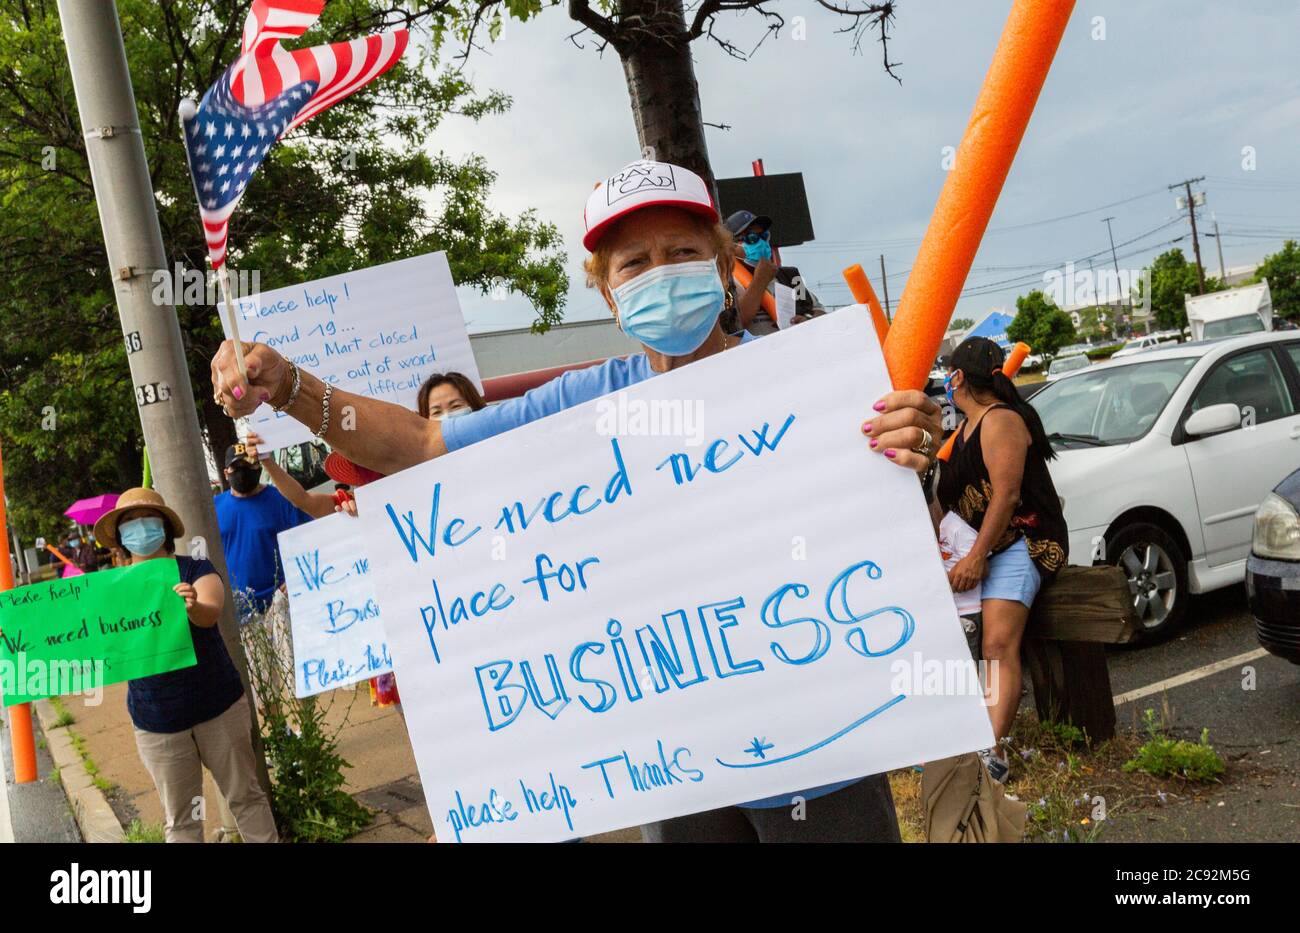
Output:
[56, 0, 271, 803]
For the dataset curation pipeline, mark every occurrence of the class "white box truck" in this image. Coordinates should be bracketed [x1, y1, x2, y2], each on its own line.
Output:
[1185, 280, 1273, 341]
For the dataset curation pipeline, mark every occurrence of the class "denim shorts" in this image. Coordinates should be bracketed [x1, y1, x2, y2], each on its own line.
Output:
[982, 536, 1042, 608]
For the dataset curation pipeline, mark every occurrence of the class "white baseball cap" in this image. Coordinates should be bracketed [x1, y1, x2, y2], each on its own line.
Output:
[583, 159, 718, 251]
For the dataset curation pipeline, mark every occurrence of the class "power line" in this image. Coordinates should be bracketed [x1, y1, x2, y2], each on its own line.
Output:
[792, 186, 1168, 254]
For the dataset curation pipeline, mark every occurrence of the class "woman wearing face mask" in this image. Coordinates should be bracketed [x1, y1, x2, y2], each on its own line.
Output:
[92, 488, 278, 843]
[210, 159, 942, 842]
[937, 337, 1069, 782]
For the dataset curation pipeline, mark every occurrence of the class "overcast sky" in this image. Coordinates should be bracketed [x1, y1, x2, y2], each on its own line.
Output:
[433, 0, 1300, 333]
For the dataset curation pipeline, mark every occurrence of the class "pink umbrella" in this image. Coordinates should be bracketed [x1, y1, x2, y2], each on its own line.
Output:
[64, 493, 119, 527]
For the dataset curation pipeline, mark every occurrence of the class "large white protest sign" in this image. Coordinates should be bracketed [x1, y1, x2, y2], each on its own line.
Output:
[222, 252, 481, 450]
[279, 513, 391, 697]
[356, 306, 993, 842]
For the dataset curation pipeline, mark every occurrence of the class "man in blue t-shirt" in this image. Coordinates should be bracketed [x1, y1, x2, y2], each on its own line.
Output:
[213, 443, 311, 619]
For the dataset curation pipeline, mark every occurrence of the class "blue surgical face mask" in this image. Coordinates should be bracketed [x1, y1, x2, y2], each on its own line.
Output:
[742, 238, 773, 263]
[613, 260, 724, 357]
[120, 516, 167, 557]
[433, 406, 471, 422]
[943, 371, 957, 405]
[69, 537, 81, 548]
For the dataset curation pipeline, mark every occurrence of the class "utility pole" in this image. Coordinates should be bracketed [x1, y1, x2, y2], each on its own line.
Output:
[879, 254, 892, 321]
[1101, 216, 1129, 335]
[1169, 176, 1207, 294]
[57, 1, 272, 804]
[1212, 211, 1227, 282]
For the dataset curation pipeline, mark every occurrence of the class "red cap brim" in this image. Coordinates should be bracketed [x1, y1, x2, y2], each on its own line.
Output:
[583, 199, 719, 252]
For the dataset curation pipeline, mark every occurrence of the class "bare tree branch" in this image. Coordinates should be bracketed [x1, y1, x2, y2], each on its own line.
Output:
[815, 0, 901, 82]
[568, 0, 619, 44]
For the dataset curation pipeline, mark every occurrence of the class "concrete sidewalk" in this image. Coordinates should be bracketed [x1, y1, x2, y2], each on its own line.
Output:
[57, 681, 645, 843]
[2, 706, 80, 843]
[52, 681, 436, 841]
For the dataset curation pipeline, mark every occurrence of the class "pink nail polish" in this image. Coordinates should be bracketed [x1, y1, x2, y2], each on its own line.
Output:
[861, 422, 871, 434]
[232, 385, 244, 401]
[884, 449, 897, 459]
[869, 438, 878, 449]
[873, 401, 887, 412]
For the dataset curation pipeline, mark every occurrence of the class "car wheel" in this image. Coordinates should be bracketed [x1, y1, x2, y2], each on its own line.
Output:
[1105, 521, 1188, 642]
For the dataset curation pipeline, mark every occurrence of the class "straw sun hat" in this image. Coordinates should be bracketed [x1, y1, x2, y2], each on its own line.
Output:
[93, 487, 185, 545]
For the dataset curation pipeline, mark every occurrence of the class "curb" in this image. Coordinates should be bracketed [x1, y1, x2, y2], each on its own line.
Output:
[32, 700, 125, 843]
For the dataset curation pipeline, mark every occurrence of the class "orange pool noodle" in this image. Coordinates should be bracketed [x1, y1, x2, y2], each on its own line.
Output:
[731, 261, 779, 324]
[843, 264, 890, 346]
[883, 0, 1075, 390]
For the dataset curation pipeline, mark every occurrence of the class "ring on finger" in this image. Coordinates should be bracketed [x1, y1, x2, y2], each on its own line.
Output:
[912, 428, 934, 456]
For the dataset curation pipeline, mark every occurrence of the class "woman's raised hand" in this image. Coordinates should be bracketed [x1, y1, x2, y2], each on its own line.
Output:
[173, 582, 197, 611]
[863, 389, 943, 473]
[210, 341, 290, 419]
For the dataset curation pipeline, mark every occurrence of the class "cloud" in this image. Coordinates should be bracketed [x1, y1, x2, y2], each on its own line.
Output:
[438, 1, 1300, 332]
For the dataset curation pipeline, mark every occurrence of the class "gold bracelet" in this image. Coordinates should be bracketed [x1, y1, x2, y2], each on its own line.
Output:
[272, 362, 301, 412]
[314, 383, 333, 439]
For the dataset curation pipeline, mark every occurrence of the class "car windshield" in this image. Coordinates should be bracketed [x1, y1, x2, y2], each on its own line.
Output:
[1119, 339, 1147, 351]
[1030, 356, 1198, 445]
[1202, 315, 1264, 339]
[1048, 355, 1089, 374]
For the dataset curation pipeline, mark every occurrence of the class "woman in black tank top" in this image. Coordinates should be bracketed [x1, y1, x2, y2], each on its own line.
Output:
[936, 338, 1069, 767]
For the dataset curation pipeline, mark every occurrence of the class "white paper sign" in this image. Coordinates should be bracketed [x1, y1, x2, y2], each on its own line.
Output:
[278, 513, 391, 697]
[355, 307, 993, 842]
[774, 281, 797, 329]
[222, 252, 481, 450]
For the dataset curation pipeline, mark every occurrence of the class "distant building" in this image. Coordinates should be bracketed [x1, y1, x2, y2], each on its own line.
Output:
[469, 317, 639, 379]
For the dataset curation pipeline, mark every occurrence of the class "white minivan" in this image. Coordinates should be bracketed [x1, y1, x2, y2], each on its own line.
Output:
[1030, 332, 1300, 640]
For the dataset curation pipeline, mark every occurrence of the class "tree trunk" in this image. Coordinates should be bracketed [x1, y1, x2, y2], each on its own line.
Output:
[616, 0, 717, 200]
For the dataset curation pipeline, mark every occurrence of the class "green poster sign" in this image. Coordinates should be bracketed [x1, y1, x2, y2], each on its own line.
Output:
[0, 559, 197, 706]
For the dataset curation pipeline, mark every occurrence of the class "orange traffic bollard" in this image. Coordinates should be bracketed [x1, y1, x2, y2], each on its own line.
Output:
[883, 0, 1075, 390]
[0, 440, 38, 783]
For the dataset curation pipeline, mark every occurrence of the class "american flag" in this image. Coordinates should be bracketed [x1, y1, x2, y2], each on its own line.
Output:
[181, 0, 408, 268]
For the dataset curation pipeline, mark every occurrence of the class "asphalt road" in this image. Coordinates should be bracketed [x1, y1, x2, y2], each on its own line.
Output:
[1, 711, 80, 844]
[1101, 583, 1300, 842]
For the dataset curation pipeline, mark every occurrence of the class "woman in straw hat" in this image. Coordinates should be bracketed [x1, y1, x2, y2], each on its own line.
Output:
[94, 488, 278, 843]
[210, 159, 943, 843]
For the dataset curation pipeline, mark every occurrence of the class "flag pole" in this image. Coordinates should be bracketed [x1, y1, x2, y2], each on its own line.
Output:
[216, 261, 249, 381]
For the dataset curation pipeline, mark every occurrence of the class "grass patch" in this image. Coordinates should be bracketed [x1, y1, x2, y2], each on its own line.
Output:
[57, 725, 118, 794]
[890, 704, 1234, 843]
[123, 820, 165, 844]
[49, 697, 76, 728]
[1123, 709, 1226, 782]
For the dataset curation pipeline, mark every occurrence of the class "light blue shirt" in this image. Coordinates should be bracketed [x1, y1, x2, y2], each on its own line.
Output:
[440, 339, 861, 810]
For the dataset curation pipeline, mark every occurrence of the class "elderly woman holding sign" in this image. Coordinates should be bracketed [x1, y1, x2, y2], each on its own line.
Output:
[210, 160, 942, 843]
